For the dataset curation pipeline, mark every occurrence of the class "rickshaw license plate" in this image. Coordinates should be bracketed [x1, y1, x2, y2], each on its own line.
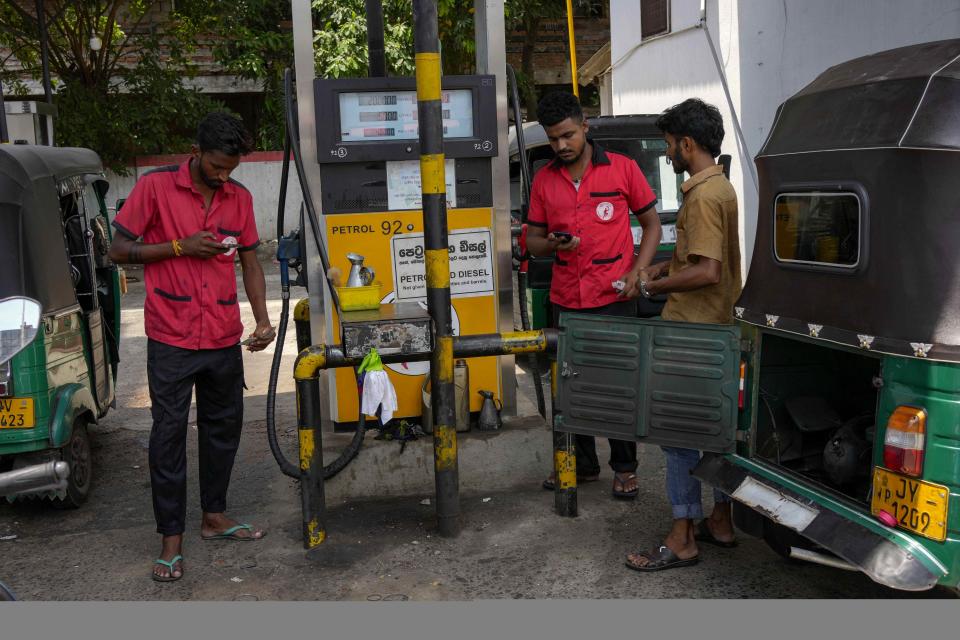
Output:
[0, 397, 35, 428]
[871, 468, 949, 542]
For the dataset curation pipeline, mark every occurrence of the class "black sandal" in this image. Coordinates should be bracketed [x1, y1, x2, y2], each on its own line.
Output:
[611, 472, 639, 499]
[625, 546, 699, 572]
[694, 520, 738, 548]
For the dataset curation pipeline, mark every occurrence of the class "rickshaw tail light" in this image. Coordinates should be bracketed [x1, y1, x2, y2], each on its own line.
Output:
[738, 361, 746, 410]
[882, 406, 926, 477]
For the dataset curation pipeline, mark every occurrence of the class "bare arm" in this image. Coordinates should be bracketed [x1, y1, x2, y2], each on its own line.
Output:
[645, 255, 721, 296]
[108, 230, 230, 264]
[620, 208, 662, 297]
[645, 261, 671, 280]
[108, 233, 175, 264]
[238, 249, 275, 352]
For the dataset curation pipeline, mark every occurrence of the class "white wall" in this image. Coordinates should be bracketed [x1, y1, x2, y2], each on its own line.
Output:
[106, 154, 303, 243]
[610, 0, 960, 274]
[598, 72, 613, 115]
[611, 0, 754, 271]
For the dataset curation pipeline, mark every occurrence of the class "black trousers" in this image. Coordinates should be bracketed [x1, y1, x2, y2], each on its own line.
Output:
[147, 339, 245, 536]
[552, 299, 638, 475]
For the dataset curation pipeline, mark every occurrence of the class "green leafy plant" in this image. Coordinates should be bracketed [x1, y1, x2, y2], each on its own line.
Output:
[0, 1, 222, 173]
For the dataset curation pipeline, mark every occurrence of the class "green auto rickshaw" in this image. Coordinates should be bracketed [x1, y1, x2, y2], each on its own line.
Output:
[554, 39, 960, 592]
[0, 144, 122, 507]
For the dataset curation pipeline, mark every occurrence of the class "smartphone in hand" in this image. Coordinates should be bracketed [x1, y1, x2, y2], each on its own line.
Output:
[552, 231, 574, 243]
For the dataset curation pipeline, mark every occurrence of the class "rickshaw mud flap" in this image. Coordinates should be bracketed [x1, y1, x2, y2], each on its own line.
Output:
[694, 455, 946, 591]
[48, 383, 96, 448]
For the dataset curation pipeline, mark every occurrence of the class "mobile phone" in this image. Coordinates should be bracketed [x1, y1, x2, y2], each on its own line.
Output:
[552, 231, 573, 242]
[240, 336, 259, 346]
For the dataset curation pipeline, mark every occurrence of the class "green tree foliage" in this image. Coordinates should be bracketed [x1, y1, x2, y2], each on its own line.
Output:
[196, 0, 572, 145]
[176, 0, 295, 150]
[2, 1, 597, 162]
[312, 0, 414, 77]
[186, 0, 466, 149]
[0, 1, 221, 173]
[506, 0, 566, 119]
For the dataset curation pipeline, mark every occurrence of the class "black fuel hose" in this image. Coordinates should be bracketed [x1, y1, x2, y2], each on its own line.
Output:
[265, 99, 299, 479]
[264, 68, 367, 480]
[506, 65, 532, 205]
[282, 69, 339, 310]
[506, 64, 545, 418]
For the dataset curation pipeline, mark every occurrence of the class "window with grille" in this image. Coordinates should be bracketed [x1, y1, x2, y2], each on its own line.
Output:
[641, 0, 671, 40]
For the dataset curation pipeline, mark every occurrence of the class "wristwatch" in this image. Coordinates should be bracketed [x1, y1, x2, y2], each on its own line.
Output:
[639, 280, 652, 299]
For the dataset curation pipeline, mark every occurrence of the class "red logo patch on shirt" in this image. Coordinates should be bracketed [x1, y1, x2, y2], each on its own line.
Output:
[596, 201, 614, 221]
[221, 236, 238, 257]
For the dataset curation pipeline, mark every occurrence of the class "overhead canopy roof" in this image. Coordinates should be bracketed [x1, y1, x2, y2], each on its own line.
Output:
[760, 38, 960, 155]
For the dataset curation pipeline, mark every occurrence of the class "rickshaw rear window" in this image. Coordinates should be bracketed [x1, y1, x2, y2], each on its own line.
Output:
[774, 192, 860, 268]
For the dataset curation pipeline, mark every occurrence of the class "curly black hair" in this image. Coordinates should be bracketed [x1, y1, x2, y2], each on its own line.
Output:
[197, 111, 254, 156]
[537, 91, 583, 128]
[656, 99, 724, 157]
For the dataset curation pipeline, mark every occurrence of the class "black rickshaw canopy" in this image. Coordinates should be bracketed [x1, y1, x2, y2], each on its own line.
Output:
[0, 145, 105, 313]
[738, 39, 960, 362]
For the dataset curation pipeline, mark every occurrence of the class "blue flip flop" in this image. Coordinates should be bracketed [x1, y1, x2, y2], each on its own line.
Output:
[152, 554, 184, 582]
[201, 523, 266, 542]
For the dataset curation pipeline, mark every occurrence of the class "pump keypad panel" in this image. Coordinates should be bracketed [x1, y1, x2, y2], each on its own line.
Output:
[319, 158, 491, 215]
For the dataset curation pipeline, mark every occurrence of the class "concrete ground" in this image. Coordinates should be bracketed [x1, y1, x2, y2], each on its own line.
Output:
[0, 253, 952, 600]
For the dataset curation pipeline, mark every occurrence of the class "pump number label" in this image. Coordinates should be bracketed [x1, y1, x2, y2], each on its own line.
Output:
[871, 467, 948, 542]
[391, 228, 494, 301]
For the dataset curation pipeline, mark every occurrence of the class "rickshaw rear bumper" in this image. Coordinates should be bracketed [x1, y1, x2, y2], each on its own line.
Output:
[694, 455, 947, 592]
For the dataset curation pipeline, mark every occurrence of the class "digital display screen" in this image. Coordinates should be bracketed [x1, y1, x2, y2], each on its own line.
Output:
[338, 89, 474, 141]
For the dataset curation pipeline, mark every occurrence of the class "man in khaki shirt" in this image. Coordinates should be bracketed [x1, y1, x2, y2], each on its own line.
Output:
[624, 99, 743, 572]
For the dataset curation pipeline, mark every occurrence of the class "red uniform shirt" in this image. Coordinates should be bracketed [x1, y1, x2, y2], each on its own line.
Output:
[527, 141, 657, 309]
[113, 160, 260, 350]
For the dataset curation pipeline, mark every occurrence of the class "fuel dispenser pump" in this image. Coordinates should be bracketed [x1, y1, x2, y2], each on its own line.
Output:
[311, 74, 505, 427]
[273, 0, 578, 549]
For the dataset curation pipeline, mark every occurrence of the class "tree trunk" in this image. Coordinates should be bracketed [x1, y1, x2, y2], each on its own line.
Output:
[520, 14, 539, 120]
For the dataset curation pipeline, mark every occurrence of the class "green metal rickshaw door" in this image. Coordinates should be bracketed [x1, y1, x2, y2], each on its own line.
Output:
[554, 313, 741, 454]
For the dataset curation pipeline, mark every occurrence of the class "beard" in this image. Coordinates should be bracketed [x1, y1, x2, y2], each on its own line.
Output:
[557, 148, 583, 165]
[193, 156, 224, 189]
[201, 174, 224, 189]
[199, 166, 224, 189]
[670, 148, 689, 175]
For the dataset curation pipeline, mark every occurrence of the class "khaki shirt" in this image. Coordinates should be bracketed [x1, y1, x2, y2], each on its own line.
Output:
[661, 165, 742, 324]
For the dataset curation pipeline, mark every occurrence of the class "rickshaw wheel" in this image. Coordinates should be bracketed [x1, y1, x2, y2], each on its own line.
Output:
[52, 419, 92, 509]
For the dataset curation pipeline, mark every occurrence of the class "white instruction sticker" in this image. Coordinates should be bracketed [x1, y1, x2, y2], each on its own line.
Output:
[386, 159, 457, 211]
[391, 227, 494, 301]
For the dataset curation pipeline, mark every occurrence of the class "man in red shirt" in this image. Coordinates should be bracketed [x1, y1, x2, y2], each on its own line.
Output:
[526, 92, 662, 498]
[109, 112, 275, 582]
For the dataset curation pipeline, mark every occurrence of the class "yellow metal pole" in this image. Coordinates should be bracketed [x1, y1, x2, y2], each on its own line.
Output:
[565, 0, 579, 97]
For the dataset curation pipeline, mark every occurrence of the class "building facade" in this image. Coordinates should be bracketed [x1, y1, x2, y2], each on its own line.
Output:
[610, 0, 960, 272]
